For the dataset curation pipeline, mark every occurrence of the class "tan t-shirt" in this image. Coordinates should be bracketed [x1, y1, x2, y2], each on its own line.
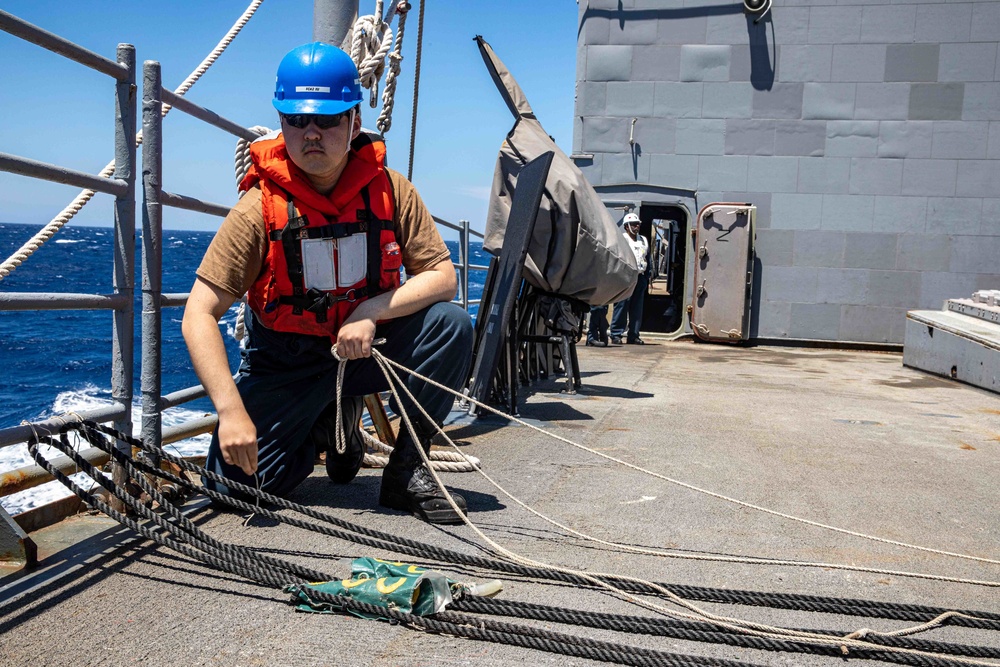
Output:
[196, 167, 450, 298]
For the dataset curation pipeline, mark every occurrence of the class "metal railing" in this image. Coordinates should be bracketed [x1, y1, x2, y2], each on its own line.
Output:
[0, 13, 137, 491]
[139, 60, 257, 455]
[434, 216, 488, 311]
[0, 12, 488, 539]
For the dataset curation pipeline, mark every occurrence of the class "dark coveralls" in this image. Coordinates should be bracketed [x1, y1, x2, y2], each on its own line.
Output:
[204, 301, 473, 498]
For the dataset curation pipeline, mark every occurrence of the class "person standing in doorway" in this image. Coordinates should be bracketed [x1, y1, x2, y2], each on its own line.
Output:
[610, 212, 649, 345]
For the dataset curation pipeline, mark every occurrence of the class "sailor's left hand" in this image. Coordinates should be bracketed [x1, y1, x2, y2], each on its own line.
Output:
[335, 316, 377, 359]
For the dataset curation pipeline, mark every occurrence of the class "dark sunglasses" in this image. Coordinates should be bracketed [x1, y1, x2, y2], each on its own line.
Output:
[280, 111, 350, 130]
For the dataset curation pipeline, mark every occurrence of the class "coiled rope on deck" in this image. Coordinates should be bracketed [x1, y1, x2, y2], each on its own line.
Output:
[0, 0, 266, 281]
[360, 428, 480, 472]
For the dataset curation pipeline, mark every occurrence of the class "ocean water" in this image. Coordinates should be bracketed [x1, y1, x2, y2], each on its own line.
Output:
[0, 222, 487, 513]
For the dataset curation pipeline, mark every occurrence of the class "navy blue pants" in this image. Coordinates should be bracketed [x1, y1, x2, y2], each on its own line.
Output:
[611, 272, 648, 341]
[587, 305, 608, 343]
[204, 301, 474, 498]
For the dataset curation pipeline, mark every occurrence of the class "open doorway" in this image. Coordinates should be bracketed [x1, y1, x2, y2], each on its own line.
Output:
[639, 204, 688, 335]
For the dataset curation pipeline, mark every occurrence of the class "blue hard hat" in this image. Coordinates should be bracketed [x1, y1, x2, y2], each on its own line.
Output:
[272, 42, 363, 115]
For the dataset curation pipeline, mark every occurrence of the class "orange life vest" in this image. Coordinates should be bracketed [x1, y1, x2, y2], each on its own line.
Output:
[240, 132, 401, 341]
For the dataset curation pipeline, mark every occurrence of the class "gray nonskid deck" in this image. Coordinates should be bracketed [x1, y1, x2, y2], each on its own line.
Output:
[2, 342, 999, 666]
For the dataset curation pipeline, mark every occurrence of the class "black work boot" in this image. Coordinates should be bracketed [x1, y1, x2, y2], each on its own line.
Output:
[379, 431, 467, 524]
[310, 396, 366, 484]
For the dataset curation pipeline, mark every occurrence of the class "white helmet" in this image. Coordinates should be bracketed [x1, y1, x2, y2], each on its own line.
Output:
[623, 212, 640, 226]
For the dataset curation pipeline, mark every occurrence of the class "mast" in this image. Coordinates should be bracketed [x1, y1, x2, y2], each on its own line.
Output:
[313, 0, 358, 49]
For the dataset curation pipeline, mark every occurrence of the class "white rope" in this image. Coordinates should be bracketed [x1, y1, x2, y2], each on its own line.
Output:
[365, 349, 1000, 667]
[351, 1, 393, 109]
[375, 2, 409, 135]
[360, 428, 480, 472]
[350, 1, 409, 135]
[328, 341, 479, 471]
[232, 296, 249, 343]
[355, 375, 1000, 586]
[234, 125, 272, 190]
[0, 0, 266, 281]
[231, 124, 272, 343]
[375, 351, 1000, 576]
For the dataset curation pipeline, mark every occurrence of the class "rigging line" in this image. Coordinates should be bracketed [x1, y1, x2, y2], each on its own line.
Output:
[374, 352, 1000, 568]
[450, 597, 1000, 661]
[357, 362, 996, 586]
[43, 423, 777, 667]
[94, 418, 1000, 631]
[374, 1, 409, 135]
[27, 427, 331, 584]
[364, 350, 1000, 667]
[334, 382, 993, 586]
[81, 418, 1000, 667]
[0, 0, 266, 281]
[80, 422, 996, 648]
[406, 0, 425, 182]
[363, 401, 1000, 588]
[360, 428, 481, 471]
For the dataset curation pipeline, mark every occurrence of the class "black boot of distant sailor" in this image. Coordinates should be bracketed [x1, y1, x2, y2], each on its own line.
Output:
[379, 428, 467, 524]
[311, 396, 366, 484]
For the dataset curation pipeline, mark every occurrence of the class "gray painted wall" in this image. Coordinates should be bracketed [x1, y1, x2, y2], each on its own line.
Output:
[573, 0, 1000, 344]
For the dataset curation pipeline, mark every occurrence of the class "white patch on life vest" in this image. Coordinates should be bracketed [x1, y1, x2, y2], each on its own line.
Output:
[295, 85, 331, 93]
[337, 233, 367, 287]
[301, 238, 337, 291]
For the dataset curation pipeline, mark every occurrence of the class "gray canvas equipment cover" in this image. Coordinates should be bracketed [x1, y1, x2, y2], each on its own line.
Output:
[477, 37, 638, 307]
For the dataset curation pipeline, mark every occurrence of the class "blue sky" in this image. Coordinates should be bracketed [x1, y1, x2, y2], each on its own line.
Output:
[0, 0, 579, 237]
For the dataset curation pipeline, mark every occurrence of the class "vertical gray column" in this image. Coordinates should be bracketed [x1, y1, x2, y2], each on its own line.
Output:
[111, 44, 136, 506]
[313, 0, 359, 49]
[459, 220, 469, 311]
[141, 61, 163, 455]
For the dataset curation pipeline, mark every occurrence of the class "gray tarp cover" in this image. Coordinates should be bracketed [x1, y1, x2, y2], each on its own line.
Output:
[478, 37, 638, 307]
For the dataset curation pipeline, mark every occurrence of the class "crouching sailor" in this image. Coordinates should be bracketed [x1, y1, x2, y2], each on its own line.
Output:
[181, 42, 473, 524]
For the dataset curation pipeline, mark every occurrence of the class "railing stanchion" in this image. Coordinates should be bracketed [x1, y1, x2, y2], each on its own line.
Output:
[110, 44, 137, 511]
[460, 219, 470, 312]
[141, 60, 164, 459]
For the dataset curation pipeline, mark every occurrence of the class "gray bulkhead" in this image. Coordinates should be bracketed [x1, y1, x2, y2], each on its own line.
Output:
[573, 0, 1000, 344]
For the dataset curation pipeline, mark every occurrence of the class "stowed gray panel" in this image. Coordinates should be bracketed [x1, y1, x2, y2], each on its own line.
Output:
[574, 0, 1000, 344]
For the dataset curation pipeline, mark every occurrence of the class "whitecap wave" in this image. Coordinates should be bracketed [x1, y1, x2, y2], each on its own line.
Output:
[1, 387, 214, 515]
[54, 239, 84, 244]
[49, 384, 113, 415]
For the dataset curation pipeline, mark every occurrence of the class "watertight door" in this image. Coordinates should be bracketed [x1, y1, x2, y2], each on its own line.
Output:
[690, 203, 755, 343]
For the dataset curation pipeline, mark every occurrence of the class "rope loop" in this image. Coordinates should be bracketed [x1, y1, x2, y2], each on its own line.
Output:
[351, 12, 393, 108]
[234, 125, 273, 190]
[350, 0, 410, 135]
